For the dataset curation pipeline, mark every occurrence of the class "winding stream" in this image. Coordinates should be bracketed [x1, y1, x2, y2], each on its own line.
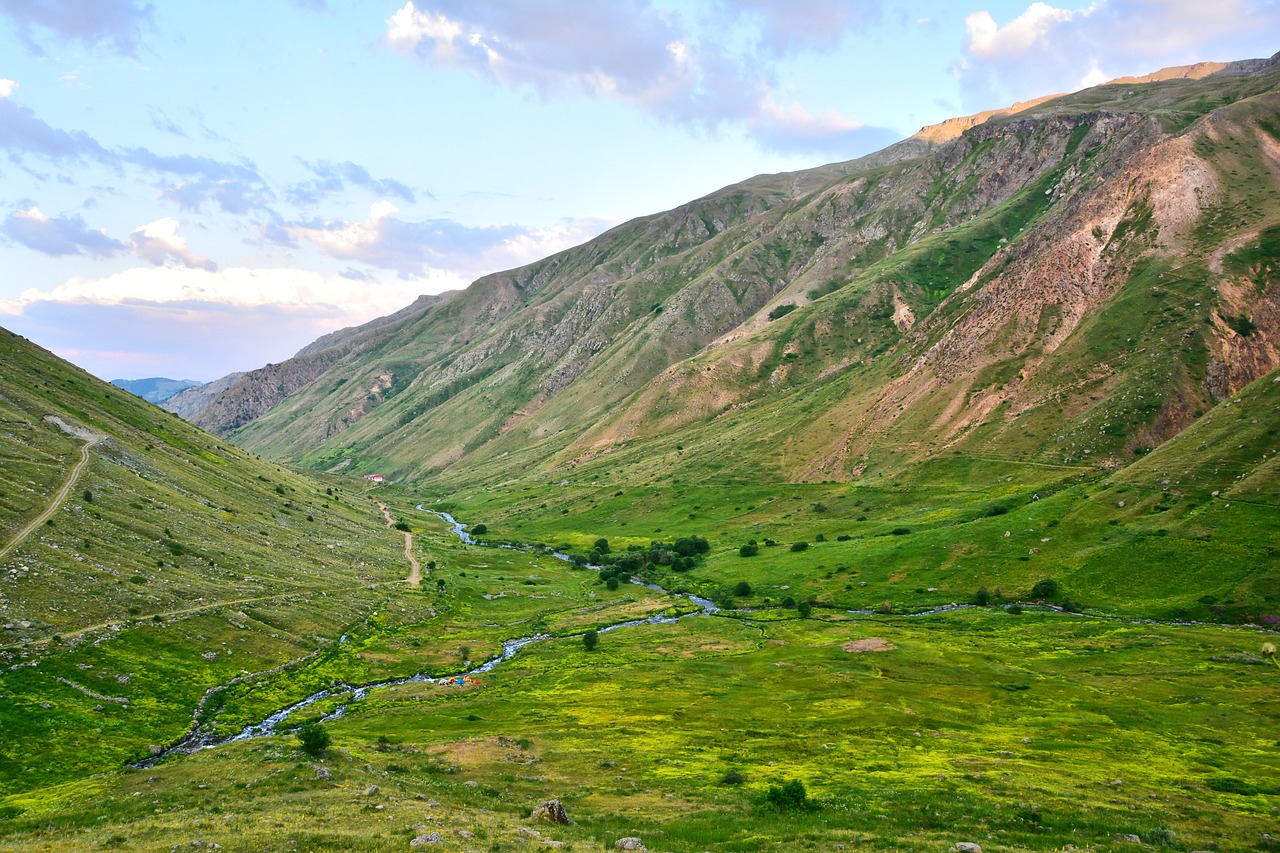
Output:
[139, 509, 718, 766]
[141, 508, 1266, 767]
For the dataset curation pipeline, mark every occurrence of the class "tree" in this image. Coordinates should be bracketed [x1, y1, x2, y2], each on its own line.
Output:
[974, 586, 992, 606]
[593, 537, 611, 554]
[606, 577, 619, 591]
[583, 630, 599, 652]
[1031, 578, 1059, 600]
[297, 722, 331, 757]
[797, 600, 813, 618]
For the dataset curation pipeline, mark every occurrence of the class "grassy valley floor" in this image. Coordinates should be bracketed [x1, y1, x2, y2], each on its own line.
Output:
[3, 510, 1276, 852]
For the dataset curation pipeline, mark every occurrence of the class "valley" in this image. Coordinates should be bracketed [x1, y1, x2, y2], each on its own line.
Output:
[2, 56, 1280, 853]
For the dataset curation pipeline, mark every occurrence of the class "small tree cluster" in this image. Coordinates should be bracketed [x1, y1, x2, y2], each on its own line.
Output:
[588, 535, 710, 579]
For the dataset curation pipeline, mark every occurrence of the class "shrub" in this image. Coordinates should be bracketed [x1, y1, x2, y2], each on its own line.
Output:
[733, 581, 753, 597]
[836, 534, 852, 541]
[1142, 827, 1176, 846]
[768, 303, 797, 320]
[781, 596, 796, 609]
[593, 538, 611, 554]
[974, 587, 992, 606]
[790, 541, 809, 552]
[393, 521, 410, 532]
[82, 489, 93, 503]
[1006, 604, 1023, 615]
[890, 527, 910, 536]
[720, 769, 745, 785]
[814, 533, 826, 542]
[739, 542, 759, 557]
[1030, 578, 1059, 599]
[297, 722, 331, 757]
[605, 577, 619, 591]
[764, 779, 810, 810]
[986, 504, 1009, 516]
[797, 600, 813, 619]
[471, 523, 488, 535]
[583, 630, 599, 652]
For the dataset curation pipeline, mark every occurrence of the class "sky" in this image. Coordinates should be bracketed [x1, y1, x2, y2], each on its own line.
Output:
[0, 1, 1276, 382]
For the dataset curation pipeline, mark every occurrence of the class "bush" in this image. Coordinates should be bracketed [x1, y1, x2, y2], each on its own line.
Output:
[1006, 604, 1023, 615]
[986, 504, 1009, 516]
[890, 527, 910, 536]
[471, 523, 488, 535]
[605, 577, 619, 591]
[593, 538, 611, 554]
[974, 587, 992, 606]
[797, 600, 813, 619]
[720, 768, 745, 785]
[814, 533, 826, 542]
[768, 303, 797, 320]
[1030, 578, 1059, 599]
[297, 722, 331, 757]
[739, 542, 759, 557]
[733, 581, 753, 597]
[790, 541, 809, 552]
[393, 521, 410, 532]
[764, 779, 810, 811]
[1142, 827, 1176, 846]
[583, 630, 599, 652]
[82, 489, 93, 503]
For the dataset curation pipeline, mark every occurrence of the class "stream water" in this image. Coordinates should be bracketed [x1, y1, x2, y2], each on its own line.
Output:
[138, 509, 719, 765]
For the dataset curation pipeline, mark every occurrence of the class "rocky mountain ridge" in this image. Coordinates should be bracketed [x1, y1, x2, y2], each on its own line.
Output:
[183, 54, 1280, 489]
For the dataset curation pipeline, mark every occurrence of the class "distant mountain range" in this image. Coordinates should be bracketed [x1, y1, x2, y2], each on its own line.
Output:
[109, 377, 201, 404]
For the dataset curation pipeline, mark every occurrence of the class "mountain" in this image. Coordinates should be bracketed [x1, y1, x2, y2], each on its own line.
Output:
[109, 377, 201, 404]
[159, 370, 243, 420]
[0, 327, 406, 793]
[184, 54, 1280, 497]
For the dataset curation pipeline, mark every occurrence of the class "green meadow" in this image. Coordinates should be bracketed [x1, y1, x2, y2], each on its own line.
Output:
[4, 504, 1277, 852]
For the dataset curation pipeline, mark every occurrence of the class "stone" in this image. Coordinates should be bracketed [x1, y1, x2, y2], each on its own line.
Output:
[953, 844, 982, 853]
[315, 766, 332, 780]
[531, 799, 572, 825]
[615, 838, 646, 851]
[362, 784, 379, 796]
[464, 780, 479, 788]
[516, 828, 542, 839]
[409, 832, 442, 847]
[1115, 834, 1142, 843]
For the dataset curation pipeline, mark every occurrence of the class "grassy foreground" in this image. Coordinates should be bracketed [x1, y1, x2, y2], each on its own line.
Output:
[3, 510, 1276, 853]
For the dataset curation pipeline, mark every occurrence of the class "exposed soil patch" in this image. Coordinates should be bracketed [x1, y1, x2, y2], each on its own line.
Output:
[842, 637, 897, 653]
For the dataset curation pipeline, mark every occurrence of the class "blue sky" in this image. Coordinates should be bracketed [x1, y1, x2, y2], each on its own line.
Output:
[1, 0, 1276, 381]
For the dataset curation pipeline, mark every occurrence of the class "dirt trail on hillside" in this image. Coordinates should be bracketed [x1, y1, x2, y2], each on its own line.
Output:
[0, 423, 103, 563]
[379, 502, 420, 586]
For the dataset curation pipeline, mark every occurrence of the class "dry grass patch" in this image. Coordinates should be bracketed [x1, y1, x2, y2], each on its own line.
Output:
[841, 637, 896, 653]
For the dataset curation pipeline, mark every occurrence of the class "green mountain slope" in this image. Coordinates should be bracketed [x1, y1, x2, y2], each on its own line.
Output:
[0, 327, 410, 792]
[194, 57, 1280, 503]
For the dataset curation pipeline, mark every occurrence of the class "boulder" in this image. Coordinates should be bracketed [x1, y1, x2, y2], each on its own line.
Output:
[1115, 834, 1142, 843]
[362, 784, 379, 796]
[315, 766, 332, 780]
[531, 799, 572, 825]
[615, 839, 646, 852]
[953, 844, 982, 853]
[409, 832, 442, 847]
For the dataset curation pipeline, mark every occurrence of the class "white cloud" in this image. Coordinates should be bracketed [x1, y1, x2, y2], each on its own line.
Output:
[0, 78, 17, 98]
[964, 3, 1081, 60]
[957, 0, 1280, 112]
[0, 265, 464, 379]
[129, 218, 216, 271]
[0, 264, 429, 317]
[384, 1, 900, 157]
[274, 200, 611, 278]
